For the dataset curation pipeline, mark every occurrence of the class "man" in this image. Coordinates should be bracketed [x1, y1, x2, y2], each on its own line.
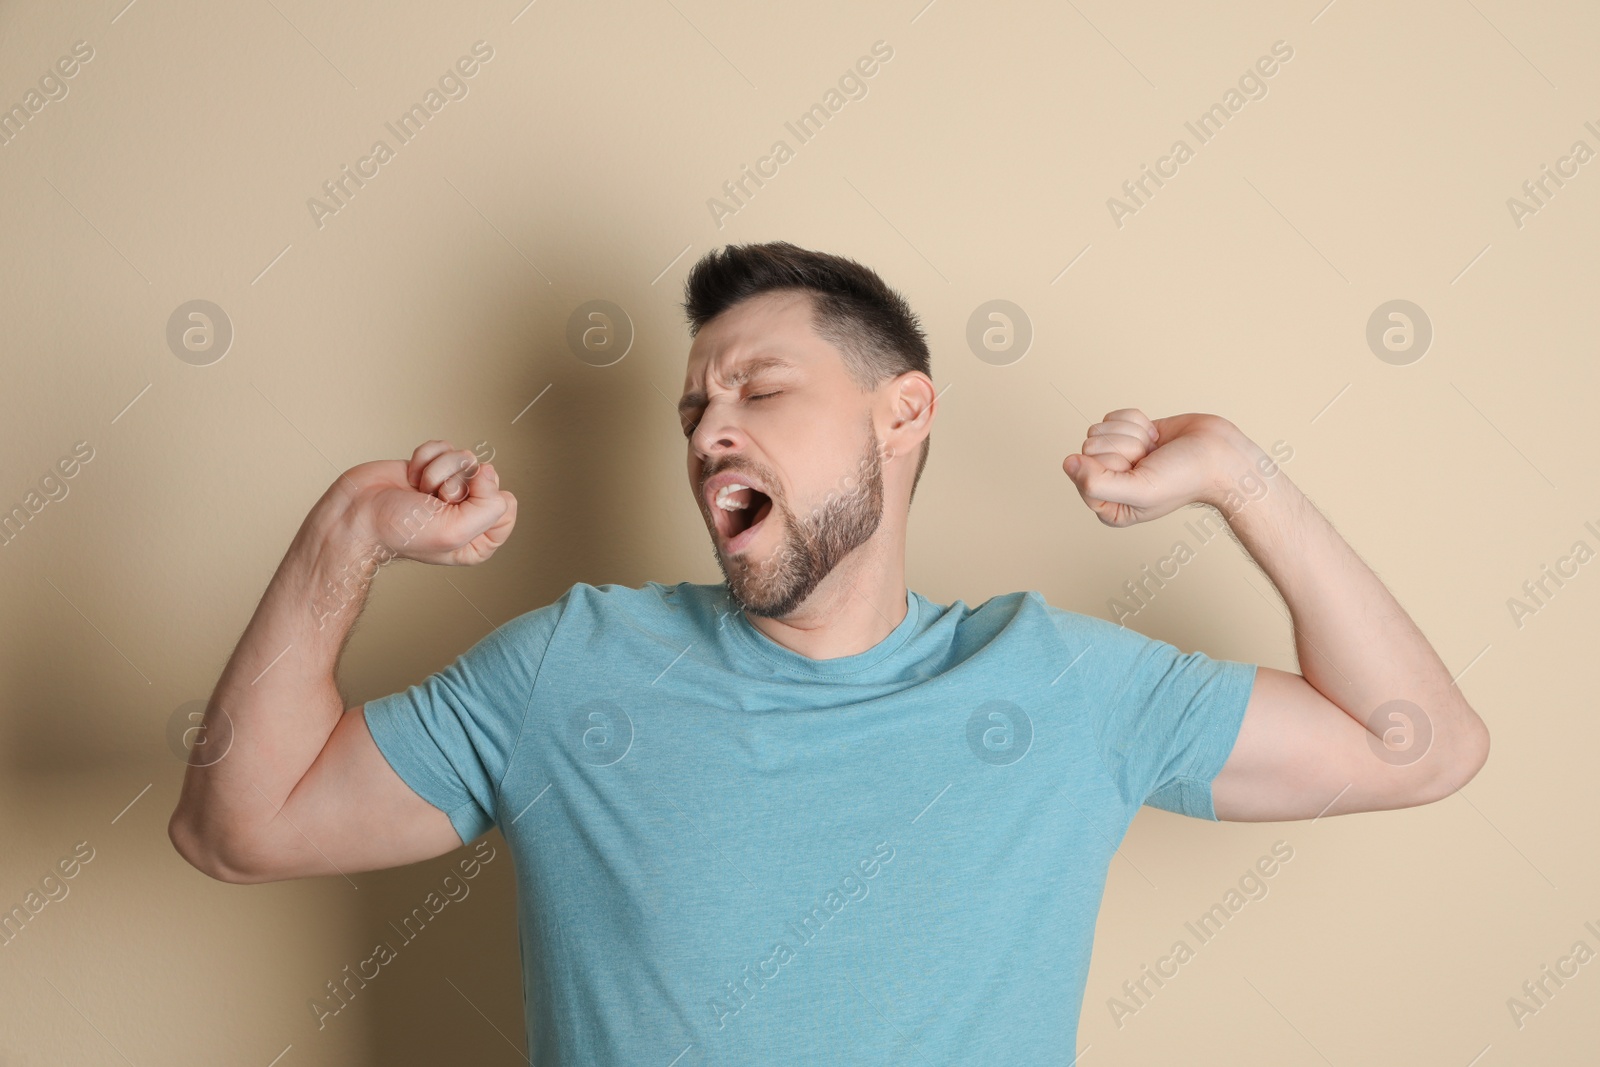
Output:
[169, 241, 1489, 1063]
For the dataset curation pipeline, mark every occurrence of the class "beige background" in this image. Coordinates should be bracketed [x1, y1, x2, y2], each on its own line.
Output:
[2, 0, 1596, 1062]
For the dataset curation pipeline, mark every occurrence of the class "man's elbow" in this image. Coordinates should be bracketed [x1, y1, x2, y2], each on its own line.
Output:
[1416, 712, 1491, 805]
[167, 810, 273, 885]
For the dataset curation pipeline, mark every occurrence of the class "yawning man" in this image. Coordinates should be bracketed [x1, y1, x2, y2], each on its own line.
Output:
[170, 241, 1490, 1063]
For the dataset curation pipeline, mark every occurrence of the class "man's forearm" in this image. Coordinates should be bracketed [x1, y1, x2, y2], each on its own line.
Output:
[170, 486, 384, 876]
[1203, 430, 1490, 785]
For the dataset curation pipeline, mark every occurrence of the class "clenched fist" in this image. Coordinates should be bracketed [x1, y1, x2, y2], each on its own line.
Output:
[337, 440, 517, 565]
[1062, 409, 1247, 527]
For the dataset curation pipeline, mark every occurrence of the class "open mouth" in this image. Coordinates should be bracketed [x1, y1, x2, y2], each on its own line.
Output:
[712, 483, 774, 550]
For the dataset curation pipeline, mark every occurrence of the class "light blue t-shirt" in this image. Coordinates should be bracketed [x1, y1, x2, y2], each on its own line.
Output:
[364, 580, 1256, 1064]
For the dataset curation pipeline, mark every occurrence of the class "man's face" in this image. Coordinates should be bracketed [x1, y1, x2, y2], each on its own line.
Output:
[679, 290, 888, 618]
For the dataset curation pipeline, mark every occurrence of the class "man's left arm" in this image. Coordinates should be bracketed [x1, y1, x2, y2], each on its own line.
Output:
[1063, 409, 1491, 822]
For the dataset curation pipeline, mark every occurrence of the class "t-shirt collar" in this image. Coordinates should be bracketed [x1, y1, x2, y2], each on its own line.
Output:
[725, 585, 921, 678]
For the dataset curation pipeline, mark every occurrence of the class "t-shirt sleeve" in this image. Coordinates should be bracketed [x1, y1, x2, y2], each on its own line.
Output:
[1042, 600, 1258, 821]
[362, 595, 567, 845]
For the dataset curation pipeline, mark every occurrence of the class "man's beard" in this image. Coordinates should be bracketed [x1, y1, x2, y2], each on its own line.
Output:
[711, 422, 885, 620]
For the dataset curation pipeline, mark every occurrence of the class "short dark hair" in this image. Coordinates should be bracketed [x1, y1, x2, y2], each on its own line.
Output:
[680, 241, 932, 499]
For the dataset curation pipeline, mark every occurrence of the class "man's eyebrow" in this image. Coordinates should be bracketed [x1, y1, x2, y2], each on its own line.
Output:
[677, 355, 796, 418]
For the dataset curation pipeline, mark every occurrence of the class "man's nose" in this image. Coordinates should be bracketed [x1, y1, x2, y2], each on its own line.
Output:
[690, 406, 746, 459]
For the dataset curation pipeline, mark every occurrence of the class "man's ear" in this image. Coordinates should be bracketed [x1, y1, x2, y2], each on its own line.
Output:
[885, 371, 935, 454]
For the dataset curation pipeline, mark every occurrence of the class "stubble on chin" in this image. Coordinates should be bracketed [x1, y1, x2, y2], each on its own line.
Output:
[713, 430, 886, 620]
[713, 508, 804, 619]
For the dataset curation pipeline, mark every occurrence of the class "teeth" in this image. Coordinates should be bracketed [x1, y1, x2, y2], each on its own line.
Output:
[715, 483, 751, 511]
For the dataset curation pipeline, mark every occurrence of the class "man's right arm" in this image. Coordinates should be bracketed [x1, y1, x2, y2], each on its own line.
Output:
[168, 441, 517, 883]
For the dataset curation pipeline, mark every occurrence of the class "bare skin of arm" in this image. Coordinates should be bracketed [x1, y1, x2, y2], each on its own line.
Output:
[168, 441, 517, 883]
[1063, 410, 1490, 822]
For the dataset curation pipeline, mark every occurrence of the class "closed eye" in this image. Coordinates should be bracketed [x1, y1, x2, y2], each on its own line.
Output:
[681, 391, 782, 437]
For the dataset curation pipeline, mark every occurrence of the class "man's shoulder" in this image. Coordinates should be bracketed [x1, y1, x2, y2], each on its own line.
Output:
[952, 588, 1120, 636]
[510, 579, 730, 634]
[942, 590, 1162, 666]
[565, 579, 727, 611]
[466, 582, 724, 670]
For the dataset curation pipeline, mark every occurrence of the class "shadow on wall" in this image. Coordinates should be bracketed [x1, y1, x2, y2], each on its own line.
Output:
[9, 287, 698, 1062]
[351, 309, 693, 1061]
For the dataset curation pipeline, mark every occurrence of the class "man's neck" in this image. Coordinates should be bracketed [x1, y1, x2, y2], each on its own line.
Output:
[744, 547, 908, 661]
